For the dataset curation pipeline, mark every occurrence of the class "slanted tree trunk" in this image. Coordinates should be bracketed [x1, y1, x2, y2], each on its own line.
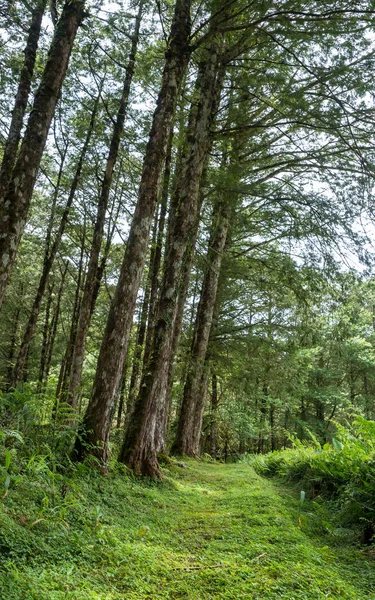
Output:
[12, 140, 69, 385]
[12, 93, 100, 386]
[0, 0, 47, 201]
[56, 223, 86, 399]
[0, 0, 85, 309]
[66, 2, 145, 409]
[73, 0, 192, 467]
[119, 29, 224, 476]
[172, 197, 230, 455]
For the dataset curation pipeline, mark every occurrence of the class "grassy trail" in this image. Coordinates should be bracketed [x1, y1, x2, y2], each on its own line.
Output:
[1, 460, 375, 599]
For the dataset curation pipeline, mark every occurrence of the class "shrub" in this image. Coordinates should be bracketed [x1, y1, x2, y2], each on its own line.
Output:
[248, 416, 375, 542]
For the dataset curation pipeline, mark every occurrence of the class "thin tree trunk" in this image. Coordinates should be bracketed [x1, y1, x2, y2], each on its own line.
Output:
[56, 223, 86, 399]
[209, 372, 218, 458]
[142, 129, 173, 369]
[153, 209, 201, 453]
[172, 197, 230, 455]
[116, 363, 128, 429]
[153, 132, 211, 454]
[12, 143, 68, 384]
[119, 30, 224, 476]
[270, 403, 276, 451]
[0, 0, 47, 201]
[37, 282, 54, 392]
[126, 214, 159, 419]
[43, 261, 69, 384]
[67, 1, 144, 409]
[190, 363, 210, 455]
[5, 289, 23, 388]
[0, 0, 85, 308]
[73, 0, 192, 467]
[12, 93, 100, 385]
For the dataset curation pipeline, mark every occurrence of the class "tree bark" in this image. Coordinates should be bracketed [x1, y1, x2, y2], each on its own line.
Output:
[172, 197, 230, 455]
[0, 0, 47, 202]
[0, 0, 85, 309]
[73, 0, 192, 468]
[66, 1, 145, 409]
[119, 31, 224, 476]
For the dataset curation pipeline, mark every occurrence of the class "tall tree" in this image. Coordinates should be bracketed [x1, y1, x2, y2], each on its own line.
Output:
[119, 10, 228, 476]
[172, 195, 231, 455]
[0, 0, 85, 308]
[0, 0, 47, 202]
[66, 0, 145, 409]
[73, 0, 192, 463]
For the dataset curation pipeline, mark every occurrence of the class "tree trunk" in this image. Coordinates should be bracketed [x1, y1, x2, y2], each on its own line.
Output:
[0, 0, 85, 309]
[116, 362, 128, 429]
[12, 142, 68, 384]
[12, 92, 100, 386]
[190, 364, 210, 455]
[5, 290, 23, 388]
[56, 223, 86, 399]
[37, 282, 54, 392]
[142, 129, 173, 370]
[66, 1, 145, 409]
[209, 372, 218, 458]
[73, 0, 192, 467]
[153, 199, 203, 453]
[119, 30, 224, 476]
[43, 261, 69, 383]
[0, 0, 47, 201]
[270, 404, 275, 451]
[172, 197, 230, 455]
[126, 213, 159, 419]
[257, 382, 268, 454]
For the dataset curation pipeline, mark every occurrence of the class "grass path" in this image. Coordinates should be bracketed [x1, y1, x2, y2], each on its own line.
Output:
[1, 460, 375, 599]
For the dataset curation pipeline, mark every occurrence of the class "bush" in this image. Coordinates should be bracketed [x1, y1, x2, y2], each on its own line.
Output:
[248, 416, 375, 542]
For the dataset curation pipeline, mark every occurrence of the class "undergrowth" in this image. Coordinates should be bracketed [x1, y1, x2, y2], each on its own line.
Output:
[1, 390, 375, 598]
[248, 416, 375, 543]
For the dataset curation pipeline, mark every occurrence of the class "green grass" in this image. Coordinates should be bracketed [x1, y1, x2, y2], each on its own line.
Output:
[1, 459, 374, 599]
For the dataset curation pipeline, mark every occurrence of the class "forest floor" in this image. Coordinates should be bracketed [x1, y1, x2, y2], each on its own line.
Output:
[1, 458, 375, 599]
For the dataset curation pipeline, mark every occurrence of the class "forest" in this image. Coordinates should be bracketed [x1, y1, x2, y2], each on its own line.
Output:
[2, 0, 375, 598]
